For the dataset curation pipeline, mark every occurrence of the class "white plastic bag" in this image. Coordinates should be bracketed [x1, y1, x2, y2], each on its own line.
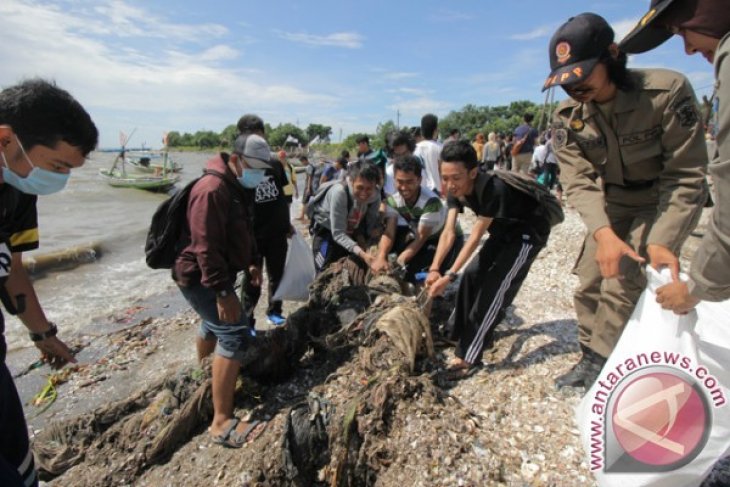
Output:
[577, 266, 730, 486]
[272, 230, 315, 302]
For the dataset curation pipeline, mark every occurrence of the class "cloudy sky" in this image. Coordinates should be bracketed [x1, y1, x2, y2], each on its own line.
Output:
[1, 0, 715, 148]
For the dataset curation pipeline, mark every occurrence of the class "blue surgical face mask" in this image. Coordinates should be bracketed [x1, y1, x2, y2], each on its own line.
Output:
[238, 168, 266, 189]
[1, 136, 70, 195]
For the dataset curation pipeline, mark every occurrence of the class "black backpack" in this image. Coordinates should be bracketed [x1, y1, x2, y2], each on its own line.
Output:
[145, 169, 229, 269]
[492, 169, 564, 227]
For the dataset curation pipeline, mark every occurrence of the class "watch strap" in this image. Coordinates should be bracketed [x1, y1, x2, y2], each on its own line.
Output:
[29, 322, 58, 342]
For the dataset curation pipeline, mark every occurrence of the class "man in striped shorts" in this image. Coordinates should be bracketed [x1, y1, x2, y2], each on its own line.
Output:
[426, 140, 551, 377]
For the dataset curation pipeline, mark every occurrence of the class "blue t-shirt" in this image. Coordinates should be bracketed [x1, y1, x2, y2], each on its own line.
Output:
[513, 124, 539, 154]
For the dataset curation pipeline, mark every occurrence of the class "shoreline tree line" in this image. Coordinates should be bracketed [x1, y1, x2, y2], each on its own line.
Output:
[164, 100, 556, 154]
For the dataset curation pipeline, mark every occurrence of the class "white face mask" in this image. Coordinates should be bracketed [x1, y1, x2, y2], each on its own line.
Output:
[1, 136, 69, 195]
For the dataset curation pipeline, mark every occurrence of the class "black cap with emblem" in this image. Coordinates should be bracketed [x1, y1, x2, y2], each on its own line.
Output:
[619, 0, 677, 54]
[543, 13, 615, 92]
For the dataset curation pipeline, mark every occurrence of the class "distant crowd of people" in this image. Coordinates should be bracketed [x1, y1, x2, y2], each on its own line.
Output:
[1, 0, 728, 484]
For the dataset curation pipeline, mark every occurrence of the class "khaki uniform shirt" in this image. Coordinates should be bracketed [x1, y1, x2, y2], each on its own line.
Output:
[689, 33, 730, 301]
[552, 68, 708, 248]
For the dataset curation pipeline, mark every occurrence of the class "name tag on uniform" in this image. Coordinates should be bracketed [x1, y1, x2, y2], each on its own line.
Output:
[619, 126, 661, 146]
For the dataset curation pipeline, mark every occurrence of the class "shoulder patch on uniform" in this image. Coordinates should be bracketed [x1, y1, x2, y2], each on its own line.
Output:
[670, 95, 700, 128]
[553, 129, 568, 150]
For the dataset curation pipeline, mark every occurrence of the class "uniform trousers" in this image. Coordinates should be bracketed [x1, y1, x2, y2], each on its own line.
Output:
[574, 185, 701, 357]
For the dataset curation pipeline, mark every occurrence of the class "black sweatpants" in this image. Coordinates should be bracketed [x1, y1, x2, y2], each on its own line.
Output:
[449, 229, 546, 365]
[244, 233, 288, 317]
[1, 361, 38, 486]
[311, 227, 350, 274]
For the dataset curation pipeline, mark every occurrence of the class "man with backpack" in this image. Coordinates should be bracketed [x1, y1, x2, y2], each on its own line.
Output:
[172, 134, 268, 448]
[0, 79, 98, 487]
[307, 161, 383, 273]
[426, 141, 560, 378]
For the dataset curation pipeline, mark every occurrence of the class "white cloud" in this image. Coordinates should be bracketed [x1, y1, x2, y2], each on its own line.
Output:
[380, 71, 419, 81]
[387, 87, 430, 96]
[279, 31, 364, 49]
[510, 25, 554, 41]
[387, 97, 451, 118]
[0, 0, 339, 147]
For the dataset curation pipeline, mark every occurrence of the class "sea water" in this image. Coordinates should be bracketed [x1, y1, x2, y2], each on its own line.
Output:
[3, 151, 211, 353]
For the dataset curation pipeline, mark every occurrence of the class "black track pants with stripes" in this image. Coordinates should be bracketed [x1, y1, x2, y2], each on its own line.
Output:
[449, 230, 546, 366]
[1, 362, 38, 486]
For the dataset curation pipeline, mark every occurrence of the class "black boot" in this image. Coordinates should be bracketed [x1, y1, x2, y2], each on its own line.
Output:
[555, 345, 607, 390]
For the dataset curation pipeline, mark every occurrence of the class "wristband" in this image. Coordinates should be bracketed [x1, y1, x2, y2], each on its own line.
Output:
[445, 270, 458, 282]
[428, 268, 440, 273]
[29, 322, 58, 342]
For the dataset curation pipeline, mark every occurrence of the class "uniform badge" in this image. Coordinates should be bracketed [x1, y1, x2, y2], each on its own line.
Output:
[553, 129, 568, 150]
[676, 103, 699, 128]
[570, 119, 585, 132]
[556, 42, 571, 64]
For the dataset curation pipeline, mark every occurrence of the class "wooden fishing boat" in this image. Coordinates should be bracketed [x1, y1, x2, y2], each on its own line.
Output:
[98, 168, 179, 192]
[100, 147, 179, 192]
[126, 151, 183, 173]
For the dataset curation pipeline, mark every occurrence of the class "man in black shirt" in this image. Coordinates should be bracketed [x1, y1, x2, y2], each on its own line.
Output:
[236, 115, 292, 327]
[426, 141, 551, 376]
[0, 79, 98, 487]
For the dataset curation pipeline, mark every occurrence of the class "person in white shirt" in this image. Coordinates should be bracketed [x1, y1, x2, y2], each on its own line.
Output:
[413, 113, 443, 195]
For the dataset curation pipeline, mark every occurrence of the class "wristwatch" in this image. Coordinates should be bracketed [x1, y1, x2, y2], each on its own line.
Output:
[29, 322, 58, 342]
[445, 270, 458, 283]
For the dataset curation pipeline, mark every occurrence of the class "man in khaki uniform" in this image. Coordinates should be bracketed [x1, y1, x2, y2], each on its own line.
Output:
[621, 0, 730, 311]
[544, 13, 708, 389]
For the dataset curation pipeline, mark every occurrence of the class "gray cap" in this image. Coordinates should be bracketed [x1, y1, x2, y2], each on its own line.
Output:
[233, 134, 271, 169]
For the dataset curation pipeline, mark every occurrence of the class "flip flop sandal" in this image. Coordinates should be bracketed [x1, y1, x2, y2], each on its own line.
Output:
[442, 365, 481, 382]
[211, 418, 268, 448]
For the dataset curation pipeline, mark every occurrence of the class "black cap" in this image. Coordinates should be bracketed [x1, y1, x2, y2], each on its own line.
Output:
[543, 13, 614, 91]
[619, 0, 676, 54]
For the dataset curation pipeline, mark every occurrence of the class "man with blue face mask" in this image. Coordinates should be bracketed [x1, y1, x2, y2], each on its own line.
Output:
[235, 115, 292, 328]
[172, 133, 269, 448]
[0, 79, 98, 487]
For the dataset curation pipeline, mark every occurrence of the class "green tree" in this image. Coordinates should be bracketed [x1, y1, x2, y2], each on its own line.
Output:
[193, 130, 220, 148]
[374, 120, 397, 150]
[219, 124, 238, 148]
[305, 123, 332, 143]
[166, 131, 183, 147]
[268, 123, 308, 148]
